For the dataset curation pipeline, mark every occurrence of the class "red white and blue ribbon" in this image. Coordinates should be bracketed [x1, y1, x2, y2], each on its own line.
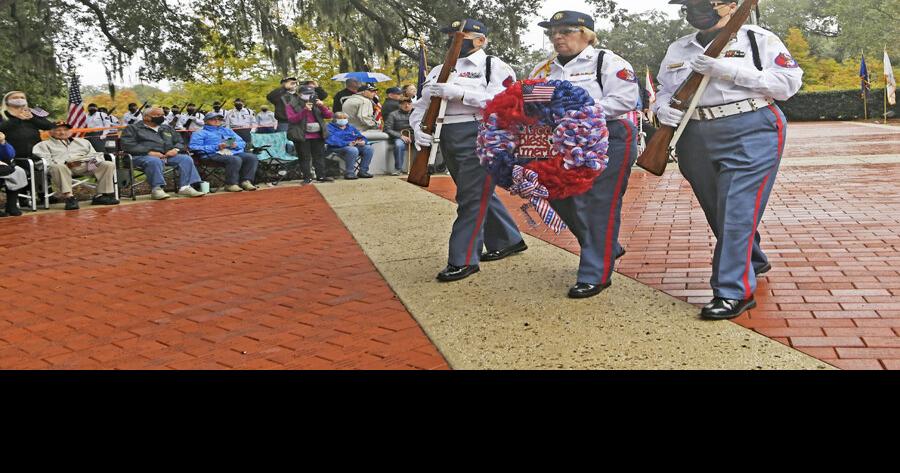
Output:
[509, 165, 566, 234]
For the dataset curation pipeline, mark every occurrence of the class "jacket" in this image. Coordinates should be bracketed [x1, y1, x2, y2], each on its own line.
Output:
[266, 86, 300, 122]
[381, 98, 400, 120]
[189, 125, 245, 155]
[383, 109, 412, 139]
[32, 137, 102, 166]
[0, 142, 13, 164]
[0, 111, 54, 159]
[332, 88, 355, 112]
[120, 121, 188, 156]
[325, 123, 368, 148]
[341, 94, 379, 131]
[287, 102, 333, 142]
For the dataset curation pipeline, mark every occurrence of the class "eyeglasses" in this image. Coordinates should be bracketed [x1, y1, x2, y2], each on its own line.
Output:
[543, 27, 582, 37]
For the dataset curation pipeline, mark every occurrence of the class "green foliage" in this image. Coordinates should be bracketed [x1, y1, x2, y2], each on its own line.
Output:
[597, 9, 693, 78]
[778, 88, 899, 121]
[784, 28, 900, 92]
[0, 0, 65, 113]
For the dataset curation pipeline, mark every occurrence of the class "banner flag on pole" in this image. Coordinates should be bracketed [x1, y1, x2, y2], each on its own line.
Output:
[885, 49, 896, 106]
[860, 54, 870, 97]
[416, 37, 428, 100]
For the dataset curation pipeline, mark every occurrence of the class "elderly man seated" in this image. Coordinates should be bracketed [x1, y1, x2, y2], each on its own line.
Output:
[32, 121, 119, 210]
[325, 112, 374, 180]
[120, 107, 206, 200]
[189, 112, 259, 192]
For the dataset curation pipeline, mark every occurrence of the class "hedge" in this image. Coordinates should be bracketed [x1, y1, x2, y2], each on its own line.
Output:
[777, 88, 899, 121]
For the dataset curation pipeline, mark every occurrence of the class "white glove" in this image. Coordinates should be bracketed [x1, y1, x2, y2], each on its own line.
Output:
[425, 83, 465, 101]
[690, 55, 739, 82]
[414, 127, 434, 148]
[657, 104, 685, 128]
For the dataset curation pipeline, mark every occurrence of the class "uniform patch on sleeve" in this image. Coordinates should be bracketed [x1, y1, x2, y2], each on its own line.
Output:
[775, 52, 799, 68]
[616, 68, 637, 83]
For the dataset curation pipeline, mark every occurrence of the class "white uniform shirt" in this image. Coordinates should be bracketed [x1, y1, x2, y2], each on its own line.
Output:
[177, 112, 205, 131]
[104, 114, 119, 126]
[652, 25, 803, 112]
[256, 111, 277, 128]
[410, 49, 516, 131]
[529, 47, 639, 119]
[122, 111, 142, 125]
[225, 107, 255, 129]
[85, 112, 106, 129]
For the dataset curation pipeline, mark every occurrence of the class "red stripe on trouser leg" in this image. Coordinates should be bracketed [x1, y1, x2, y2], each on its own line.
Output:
[464, 175, 494, 266]
[601, 120, 633, 284]
[741, 106, 785, 299]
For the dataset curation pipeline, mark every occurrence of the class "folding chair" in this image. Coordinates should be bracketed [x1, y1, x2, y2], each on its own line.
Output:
[43, 154, 121, 203]
[112, 136, 180, 201]
[12, 157, 50, 211]
[191, 151, 227, 193]
[251, 131, 299, 185]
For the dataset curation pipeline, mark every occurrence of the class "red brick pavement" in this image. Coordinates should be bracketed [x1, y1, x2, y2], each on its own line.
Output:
[0, 186, 448, 370]
[426, 123, 900, 370]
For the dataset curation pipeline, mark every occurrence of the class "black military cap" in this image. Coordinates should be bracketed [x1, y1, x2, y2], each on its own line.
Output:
[280, 76, 298, 83]
[440, 19, 489, 35]
[538, 11, 595, 31]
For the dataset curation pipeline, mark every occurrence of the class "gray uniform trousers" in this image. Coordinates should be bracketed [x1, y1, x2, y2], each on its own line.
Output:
[676, 104, 786, 300]
[440, 121, 523, 267]
[548, 119, 638, 285]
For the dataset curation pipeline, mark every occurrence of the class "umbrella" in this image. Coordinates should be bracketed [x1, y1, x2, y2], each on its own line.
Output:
[331, 72, 393, 83]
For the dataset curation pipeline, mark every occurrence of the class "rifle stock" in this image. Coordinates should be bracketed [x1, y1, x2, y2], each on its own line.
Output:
[636, 0, 759, 176]
[407, 29, 466, 188]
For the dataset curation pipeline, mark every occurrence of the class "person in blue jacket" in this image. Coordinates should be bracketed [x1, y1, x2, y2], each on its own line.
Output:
[324, 112, 374, 180]
[189, 112, 259, 192]
[0, 132, 23, 216]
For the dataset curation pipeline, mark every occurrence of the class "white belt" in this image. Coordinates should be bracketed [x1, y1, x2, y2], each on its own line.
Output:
[690, 98, 774, 121]
[441, 114, 480, 125]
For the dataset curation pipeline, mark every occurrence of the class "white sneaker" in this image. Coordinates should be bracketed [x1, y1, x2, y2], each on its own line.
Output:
[240, 181, 258, 191]
[178, 185, 206, 197]
[151, 187, 171, 200]
[224, 184, 243, 192]
[389, 171, 401, 176]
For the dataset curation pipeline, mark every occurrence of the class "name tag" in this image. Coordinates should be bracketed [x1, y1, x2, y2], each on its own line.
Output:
[723, 50, 746, 58]
[570, 71, 594, 78]
[457, 71, 483, 79]
[667, 62, 685, 70]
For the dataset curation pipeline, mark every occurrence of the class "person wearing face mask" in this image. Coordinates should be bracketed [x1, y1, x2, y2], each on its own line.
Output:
[528, 10, 639, 299]
[120, 107, 206, 200]
[84, 103, 108, 151]
[123, 103, 143, 125]
[224, 98, 255, 151]
[177, 103, 204, 131]
[303, 80, 329, 102]
[332, 79, 361, 113]
[325, 112, 374, 180]
[409, 18, 524, 283]
[341, 83, 381, 133]
[0, 91, 55, 161]
[653, 0, 803, 319]
[190, 112, 260, 192]
[287, 85, 334, 183]
[255, 106, 277, 134]
[267, 76, 300, 133]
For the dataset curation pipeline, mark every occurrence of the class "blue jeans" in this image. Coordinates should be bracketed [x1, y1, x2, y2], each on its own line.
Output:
[333, 144, 374, 177]
[393, 138, 408, 171]
[132, 154, 201, 189]
[200, 152, 259, 185]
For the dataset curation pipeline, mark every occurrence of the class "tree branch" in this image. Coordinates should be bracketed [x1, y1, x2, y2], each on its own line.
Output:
[74, 0, 134, 56]
[347, 0, 417, 59]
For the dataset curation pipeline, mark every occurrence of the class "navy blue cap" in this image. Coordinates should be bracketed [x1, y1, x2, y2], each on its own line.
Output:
[440, 19, 489, 35]
[538, 11, 595, 30]
[204, 111, 225, 120]
[386, 87, 402, 95]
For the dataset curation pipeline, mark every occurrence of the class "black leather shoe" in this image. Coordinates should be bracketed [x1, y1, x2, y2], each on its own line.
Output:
[481, 240, 528, 262]
[357, 172, 373, 179]
[436, 264, 480, 282]
[64, 197, 80, 210]
[568, 281, 611, 299]
[756, 263, 772, 276]
[344, 174, 358, 180]
[92, 194, 120, 206]
[700, 297, 757, 320]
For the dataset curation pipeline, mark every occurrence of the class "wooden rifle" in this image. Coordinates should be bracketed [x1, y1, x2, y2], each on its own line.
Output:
[636, 0, 759, 176]
[407, 24, 466, 187]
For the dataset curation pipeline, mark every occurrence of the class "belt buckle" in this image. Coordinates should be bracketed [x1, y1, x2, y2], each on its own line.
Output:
[697, 107, 708, 121]
[749, 99, 759, 112]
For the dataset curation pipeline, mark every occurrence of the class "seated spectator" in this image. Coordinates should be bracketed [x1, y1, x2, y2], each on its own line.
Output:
[119, 107, 206, 200]
[255, 106, 277, 133]
[382, 87, 404, 119]
[32, 121, 119, 210]
[342, 83, 380, 132]
[0, 131, 25, 217]
[325, 112, 373, 180]
[332, 78, 361, 113]
[0, 90, 54, 160]
[288, 86, 334, 184]
[384, 98, 414, 176]
[402, 84, 418, 100]
[189, 112, 259, 192]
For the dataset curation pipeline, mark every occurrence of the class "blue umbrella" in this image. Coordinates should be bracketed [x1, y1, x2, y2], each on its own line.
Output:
[331, 72, 393, 83]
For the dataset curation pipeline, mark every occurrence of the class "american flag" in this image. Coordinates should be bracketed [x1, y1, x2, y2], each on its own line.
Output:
[522, 84, 555, 103]
[66, 73, 87, 129]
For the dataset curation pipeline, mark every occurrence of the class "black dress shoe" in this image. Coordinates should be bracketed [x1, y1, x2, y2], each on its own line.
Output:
[357, 172, 373, 178]
[568, 281, 611, 299]
[756, 263, 772, 276]
[700, 297, 757, 320]
[64, 196, 80, 210]
[92, 194, 120, 206]
[344, 174, 358, 180]
[436, 264, 480, 282]
[481, 240, 528, 262]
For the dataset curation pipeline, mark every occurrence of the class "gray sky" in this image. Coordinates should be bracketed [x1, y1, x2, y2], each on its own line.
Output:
[77, 0, 682, 89]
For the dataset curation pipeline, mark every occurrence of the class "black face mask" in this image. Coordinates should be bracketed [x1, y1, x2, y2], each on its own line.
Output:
[235, 104, 243, 110]
[447, 37, 478, 57]
[261, 109, 268, 113]
[187, 108, 196, 114]
[88, 108, 97, 114]
[685, 1, 722, 31]
[172, 110, 180, 115]
[129, 108, 137, 113]
[150, 116, 166, 125]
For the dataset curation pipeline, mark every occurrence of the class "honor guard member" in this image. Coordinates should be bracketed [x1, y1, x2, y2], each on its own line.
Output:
[99, 107, 118, 126]
[177, 103, 204, 131]
[123, 103, 143, 125]
[255, 106, 278, 133]
[410, 18, 526, 282]
[84, 103, 108, 151]
[529, 10, 639, 299]
[654, 0, 802, 319]
[224, 98, 255, 150]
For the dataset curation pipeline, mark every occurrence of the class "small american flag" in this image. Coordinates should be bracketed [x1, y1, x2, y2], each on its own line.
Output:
[522, 84, 555, 103]
[66, 73, 87, 130]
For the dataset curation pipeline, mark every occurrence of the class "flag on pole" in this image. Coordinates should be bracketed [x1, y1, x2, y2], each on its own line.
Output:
[885, 49, 897, 106]
[416, 37, 428, 99]
[66, 73, 88, 129]
[645, 66, 657, 123]
[860, 54, 871, 97]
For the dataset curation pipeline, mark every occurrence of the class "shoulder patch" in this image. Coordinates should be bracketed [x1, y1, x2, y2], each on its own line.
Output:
[616, 68, 638, 83]
[775, 52, 799, 69]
